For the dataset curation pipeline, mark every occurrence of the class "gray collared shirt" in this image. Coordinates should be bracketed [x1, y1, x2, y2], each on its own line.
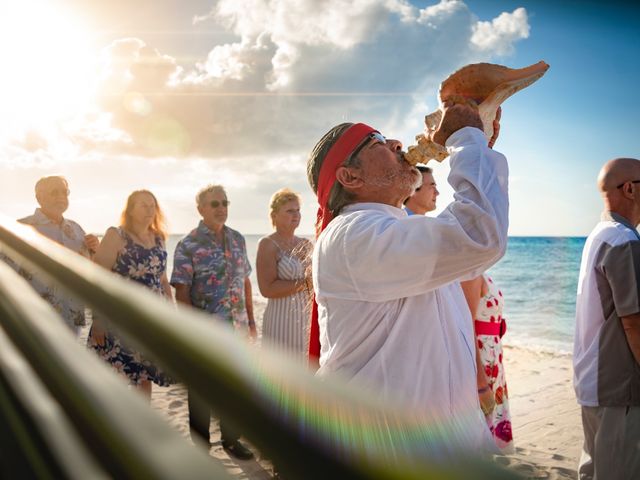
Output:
[574, 210, 640, 406]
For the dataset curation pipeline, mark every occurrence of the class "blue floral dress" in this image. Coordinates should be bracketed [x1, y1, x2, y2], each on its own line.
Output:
[89, 228, 172, 386]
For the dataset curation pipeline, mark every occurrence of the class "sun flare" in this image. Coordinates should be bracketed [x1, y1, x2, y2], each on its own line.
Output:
[0, 1, 97, 138]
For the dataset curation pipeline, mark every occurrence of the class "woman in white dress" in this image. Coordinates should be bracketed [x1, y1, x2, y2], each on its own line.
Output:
[256, 188, 312, 358]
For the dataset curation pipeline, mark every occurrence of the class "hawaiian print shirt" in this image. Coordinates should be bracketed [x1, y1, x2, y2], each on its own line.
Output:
[16, 208, 90, 330]
[170, 221, 251, 330]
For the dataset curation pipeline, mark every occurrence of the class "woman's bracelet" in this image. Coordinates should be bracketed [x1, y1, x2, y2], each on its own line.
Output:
[478, 386, 491, 394]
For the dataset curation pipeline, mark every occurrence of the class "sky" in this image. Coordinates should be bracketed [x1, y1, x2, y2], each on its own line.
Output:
[0, 0, 638, 236]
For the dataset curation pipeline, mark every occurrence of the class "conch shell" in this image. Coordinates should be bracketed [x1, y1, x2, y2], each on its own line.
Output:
[405, 61, 550, 165]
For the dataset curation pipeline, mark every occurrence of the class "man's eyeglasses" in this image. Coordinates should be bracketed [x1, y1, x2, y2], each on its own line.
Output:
[348, 132, 386, 164]
[616, 180, 640, 189]
[210, 200, 230, 208]
[47, 188, 70, 197]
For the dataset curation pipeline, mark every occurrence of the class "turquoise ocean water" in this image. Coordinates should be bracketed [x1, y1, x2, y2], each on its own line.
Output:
[166, 235, 586, 355]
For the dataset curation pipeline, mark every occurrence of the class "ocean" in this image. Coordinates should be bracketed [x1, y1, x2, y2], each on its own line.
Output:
[166, 235, 586, 355]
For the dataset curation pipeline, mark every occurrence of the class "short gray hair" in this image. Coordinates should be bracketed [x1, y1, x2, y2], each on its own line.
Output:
[196, 184, 226, 207]
[35, 175, 68, 196]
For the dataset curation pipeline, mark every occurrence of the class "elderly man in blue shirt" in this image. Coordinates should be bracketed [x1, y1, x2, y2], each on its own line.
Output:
[171, 184, 256, 460]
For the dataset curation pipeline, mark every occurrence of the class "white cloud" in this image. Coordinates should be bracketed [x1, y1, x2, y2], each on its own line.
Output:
[1, 1, 532, 234]
[471, 7, 530, 56]
[60, 0, 530, 166]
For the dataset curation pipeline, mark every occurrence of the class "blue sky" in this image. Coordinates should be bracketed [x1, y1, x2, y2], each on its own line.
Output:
[0, 1, 638, 236]
[460, 0, 640, 235]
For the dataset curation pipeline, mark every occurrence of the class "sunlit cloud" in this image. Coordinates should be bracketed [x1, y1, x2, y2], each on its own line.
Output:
[62, 0, 529, 165]
[0, 0, 532, 234]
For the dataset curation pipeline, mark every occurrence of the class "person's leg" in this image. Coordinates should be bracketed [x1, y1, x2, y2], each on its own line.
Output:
[220, 420, 253, 460]
[187, 390, 211, 444]
[578, 406, 601, 480]
[219, 420, 240, 444]
[587, 405, 640, 480]
[622, 406, 640, 479]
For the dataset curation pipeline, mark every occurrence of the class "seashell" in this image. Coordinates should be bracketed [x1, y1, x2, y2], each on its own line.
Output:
[404, 133, 449, 166]
[404, 61, 550, 165]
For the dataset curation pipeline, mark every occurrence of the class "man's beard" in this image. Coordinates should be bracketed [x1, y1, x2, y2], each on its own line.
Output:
[364, 165, 420, 194]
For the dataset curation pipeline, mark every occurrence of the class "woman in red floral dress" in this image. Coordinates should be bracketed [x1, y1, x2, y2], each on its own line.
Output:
[461, 274, 514, 452]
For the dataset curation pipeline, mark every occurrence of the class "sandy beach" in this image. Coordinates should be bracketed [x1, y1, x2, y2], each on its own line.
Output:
[139, 299, 583, 479]
[145, 346, 581, 479]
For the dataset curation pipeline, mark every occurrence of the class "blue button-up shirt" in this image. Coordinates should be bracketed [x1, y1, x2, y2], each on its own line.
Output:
[171, 221, 251, 330]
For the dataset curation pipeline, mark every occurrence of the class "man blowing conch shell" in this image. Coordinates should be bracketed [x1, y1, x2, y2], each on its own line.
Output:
[306, 95, 509, 455]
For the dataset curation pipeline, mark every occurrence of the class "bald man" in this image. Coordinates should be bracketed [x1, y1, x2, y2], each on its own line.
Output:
[573, 158, 640, 480]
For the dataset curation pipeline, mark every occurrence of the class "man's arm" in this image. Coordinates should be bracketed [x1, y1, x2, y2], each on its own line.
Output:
[622, 314, 640, 365]
[171, 239, 194, 307]
[330, 129, 508, 301]
[174, 284, 192, 306]
[601, 240, 640, 366]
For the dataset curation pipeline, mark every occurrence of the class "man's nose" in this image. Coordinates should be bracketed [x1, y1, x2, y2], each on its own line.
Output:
[386, 139, 403, 152]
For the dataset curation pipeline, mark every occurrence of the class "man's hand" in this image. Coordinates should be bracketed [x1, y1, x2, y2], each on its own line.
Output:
[84, 234, 99, 254]
[488, 107, 502, 149]
[431, 97, 483, 147]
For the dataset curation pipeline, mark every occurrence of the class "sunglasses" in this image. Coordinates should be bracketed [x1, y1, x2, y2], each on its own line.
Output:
[617, 180, 640, 189]
[47, 188, 70, 197]
[210, 200, 230, 208]
[348, 132, 387, 163]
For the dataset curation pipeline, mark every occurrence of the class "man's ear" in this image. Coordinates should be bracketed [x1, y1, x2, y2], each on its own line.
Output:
[623, 183, 635, 199]
[335, 166, 363, 189]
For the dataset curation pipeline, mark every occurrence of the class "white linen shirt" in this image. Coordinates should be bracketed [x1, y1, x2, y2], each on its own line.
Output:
[313, 127, 509, 447]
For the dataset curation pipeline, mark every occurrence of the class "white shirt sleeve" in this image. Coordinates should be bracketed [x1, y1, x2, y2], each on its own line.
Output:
[318, 127, 509, 302]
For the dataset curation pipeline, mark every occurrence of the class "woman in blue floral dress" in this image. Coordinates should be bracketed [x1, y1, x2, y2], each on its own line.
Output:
[88, 190, 173, 399]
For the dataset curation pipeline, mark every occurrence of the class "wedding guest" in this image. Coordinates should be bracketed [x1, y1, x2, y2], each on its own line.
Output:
[88, 190, 173, 400]
[171, 184, 255, 460]
[256, 188, 313, 358]
[403, 165, 439, 215]
[574, 157, 640, 480]
[18, 175, 98, 334]
[461, 274, 514, 452]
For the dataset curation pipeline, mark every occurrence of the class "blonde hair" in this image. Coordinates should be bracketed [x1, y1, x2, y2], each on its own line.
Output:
[269, 188, 301, 227]
[120, 190, 168, 240]
[196, 184, 226, 207]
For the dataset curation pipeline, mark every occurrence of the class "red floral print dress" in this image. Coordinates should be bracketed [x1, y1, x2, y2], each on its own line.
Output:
[475, 275, 513, 452]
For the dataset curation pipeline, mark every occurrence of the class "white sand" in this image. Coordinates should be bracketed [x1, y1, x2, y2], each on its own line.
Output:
[498, 346, 581, 479]
[85, 297, 583, 479]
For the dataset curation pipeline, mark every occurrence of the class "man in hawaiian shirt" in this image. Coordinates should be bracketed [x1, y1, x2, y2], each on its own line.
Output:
[171, 184, 256, 460]
[17, 175, 98, 335]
